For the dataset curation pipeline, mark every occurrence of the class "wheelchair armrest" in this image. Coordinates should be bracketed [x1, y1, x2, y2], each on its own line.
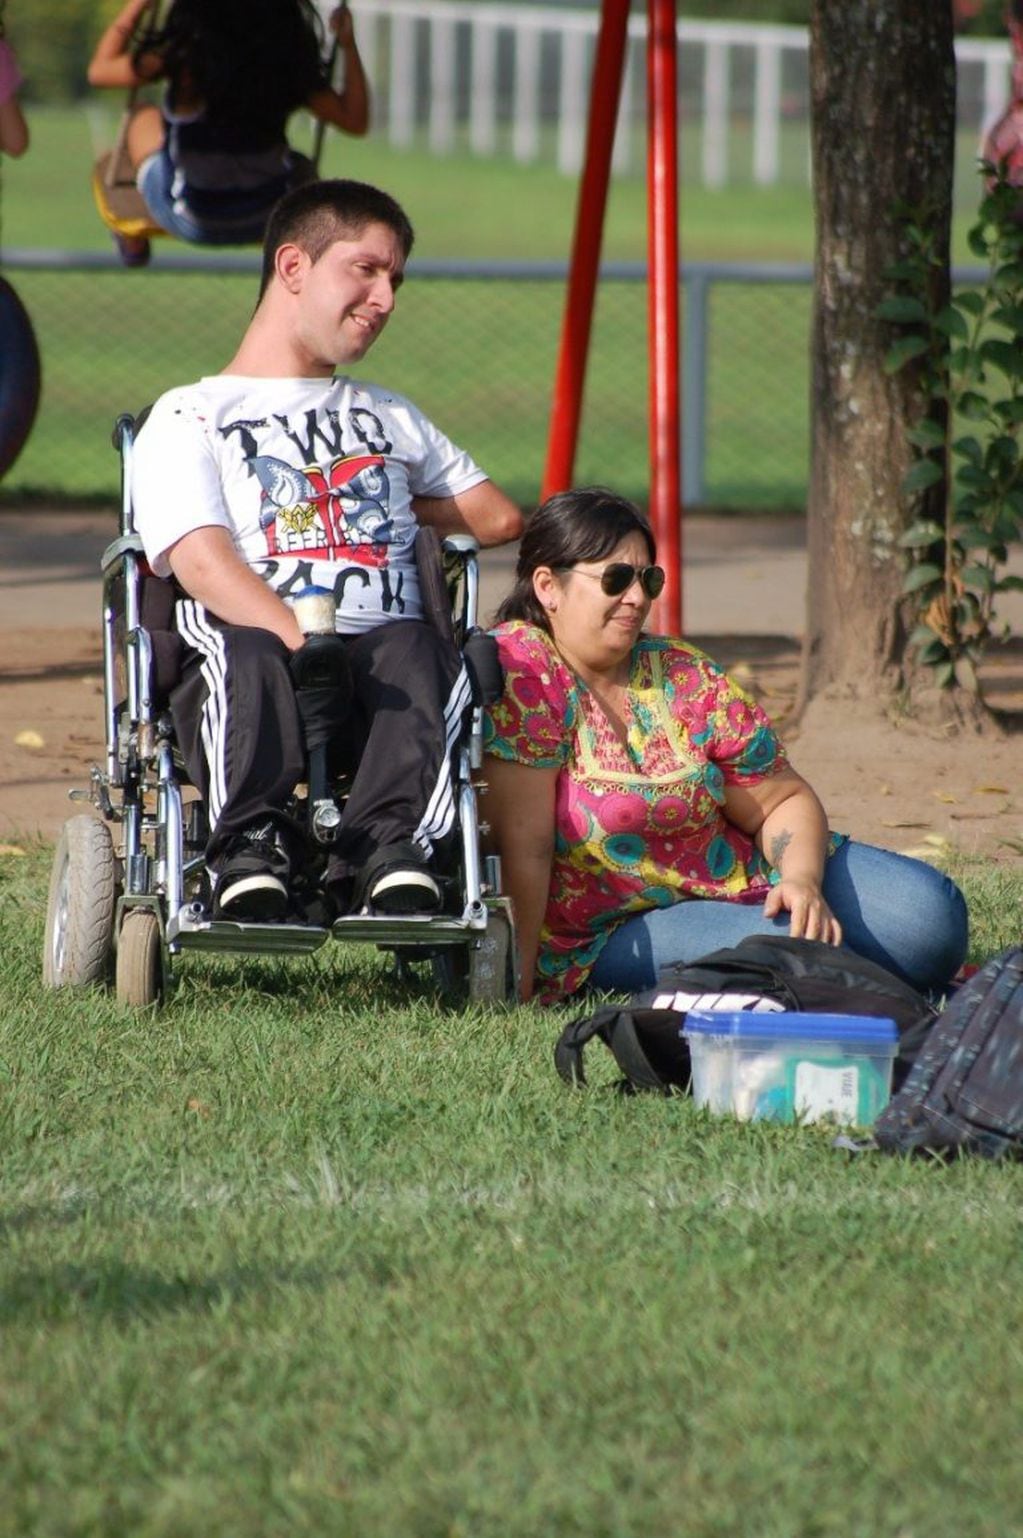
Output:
[441, 534, 480, 557]
[101, 532, 146, 575]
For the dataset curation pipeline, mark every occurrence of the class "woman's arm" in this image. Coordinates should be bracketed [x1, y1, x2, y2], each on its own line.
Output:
[723, 767, 843, 944]
[87, 0, 162, 89]
[480, 756, 559, 1001]
[307, 6, 370, 136]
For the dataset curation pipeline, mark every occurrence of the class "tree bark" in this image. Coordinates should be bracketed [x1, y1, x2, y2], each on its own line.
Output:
[799, 0, 956, 711]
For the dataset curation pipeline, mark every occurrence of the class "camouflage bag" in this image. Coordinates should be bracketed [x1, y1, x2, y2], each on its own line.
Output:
[873, 948, 1023, 1159]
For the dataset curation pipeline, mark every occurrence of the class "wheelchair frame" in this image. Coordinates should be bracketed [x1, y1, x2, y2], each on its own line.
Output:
[42, 413, 517, 1008]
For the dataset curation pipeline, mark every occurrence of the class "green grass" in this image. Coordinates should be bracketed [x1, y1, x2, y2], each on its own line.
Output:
[1, 842, 1022, 1535]
[0, 108, 998, 509]
[0, 107, 993, 262]
[2, 106, 821, 262]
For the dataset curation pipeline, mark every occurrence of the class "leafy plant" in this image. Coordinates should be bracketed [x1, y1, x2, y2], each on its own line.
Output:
[881, 165, 1023, 694]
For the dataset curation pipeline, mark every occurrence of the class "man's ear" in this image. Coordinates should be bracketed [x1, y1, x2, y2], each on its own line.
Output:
[274, 242, 308, 293]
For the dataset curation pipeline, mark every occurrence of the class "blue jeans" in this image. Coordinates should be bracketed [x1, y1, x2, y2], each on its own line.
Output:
[137, 148, 314, 246]
[587, 840, 968, 999]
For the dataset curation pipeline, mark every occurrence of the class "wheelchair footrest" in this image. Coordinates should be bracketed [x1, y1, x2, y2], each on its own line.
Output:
[168, 912, 331, 954]
[330, 912, 486, 946]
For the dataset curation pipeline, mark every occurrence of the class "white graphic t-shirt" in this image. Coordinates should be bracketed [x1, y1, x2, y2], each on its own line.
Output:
[131, 374, 489, 633]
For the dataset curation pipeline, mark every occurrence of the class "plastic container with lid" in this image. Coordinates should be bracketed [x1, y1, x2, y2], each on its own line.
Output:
[683, 1011, 899, 1127]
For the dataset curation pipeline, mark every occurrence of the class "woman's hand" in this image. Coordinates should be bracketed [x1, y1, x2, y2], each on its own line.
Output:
[762, 876, 843, 945]
[723, 766, 843, 947]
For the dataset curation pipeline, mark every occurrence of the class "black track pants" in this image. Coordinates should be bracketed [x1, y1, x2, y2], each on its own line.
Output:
[326, 618, 472, 881]
[171, 602, 305, 865]
[171, 602, 471, 872]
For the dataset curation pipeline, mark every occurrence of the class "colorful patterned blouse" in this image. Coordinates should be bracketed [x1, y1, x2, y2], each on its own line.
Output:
[484, 622, 798, 1002]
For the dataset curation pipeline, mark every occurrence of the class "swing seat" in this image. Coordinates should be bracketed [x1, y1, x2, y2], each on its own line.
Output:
[91, 151, 166, 241]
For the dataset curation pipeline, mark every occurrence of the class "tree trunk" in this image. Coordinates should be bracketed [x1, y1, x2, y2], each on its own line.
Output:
[799, 0, 956, 711]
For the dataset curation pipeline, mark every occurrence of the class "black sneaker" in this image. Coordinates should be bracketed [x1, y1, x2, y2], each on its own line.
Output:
[358, 842, 442, 916]
[212, 828, 290, 922]
[369, 866, 442, 915]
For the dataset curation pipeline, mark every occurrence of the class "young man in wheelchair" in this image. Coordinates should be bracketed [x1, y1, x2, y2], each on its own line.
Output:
[130, 178, 523, 923]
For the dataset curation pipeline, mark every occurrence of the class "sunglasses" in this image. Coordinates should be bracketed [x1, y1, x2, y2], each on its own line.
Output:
[563, 562, 666, 599]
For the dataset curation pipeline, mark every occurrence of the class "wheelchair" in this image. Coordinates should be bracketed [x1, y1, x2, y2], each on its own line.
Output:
[41, 413, 518, 1009]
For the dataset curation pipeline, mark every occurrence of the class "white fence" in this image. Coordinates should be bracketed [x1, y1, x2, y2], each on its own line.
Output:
[333, 1, 1015, 186]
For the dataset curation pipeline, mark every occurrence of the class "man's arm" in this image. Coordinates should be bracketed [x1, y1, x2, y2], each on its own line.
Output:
[413, 480, 523, 548]
[167, 527, 305, 652]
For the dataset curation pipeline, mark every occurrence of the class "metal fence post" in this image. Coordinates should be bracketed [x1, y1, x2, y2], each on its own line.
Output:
[682, 265, 708, 508]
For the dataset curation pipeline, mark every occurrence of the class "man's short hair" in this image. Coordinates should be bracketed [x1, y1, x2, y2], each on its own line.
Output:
[259, 179, 415, 296]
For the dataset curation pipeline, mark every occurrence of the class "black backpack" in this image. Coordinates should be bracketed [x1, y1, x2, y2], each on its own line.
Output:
[554, 933, 936, 1095]
[872, 947, 1023, 1159]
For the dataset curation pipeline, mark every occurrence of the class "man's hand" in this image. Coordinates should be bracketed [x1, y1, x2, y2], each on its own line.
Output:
[166, 526, 305, 651]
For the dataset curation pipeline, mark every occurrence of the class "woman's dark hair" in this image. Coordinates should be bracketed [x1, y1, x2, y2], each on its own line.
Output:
[494, 486, 656, 632]
[134, 0, 327, 142]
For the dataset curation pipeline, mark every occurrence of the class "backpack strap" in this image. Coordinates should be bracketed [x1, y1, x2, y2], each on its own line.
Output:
[554, 1007, 677, 1093]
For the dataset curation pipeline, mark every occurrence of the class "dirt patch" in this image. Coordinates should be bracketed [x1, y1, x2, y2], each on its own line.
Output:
[698, 634, 1023, 867]
[2, 622, 1020, 869]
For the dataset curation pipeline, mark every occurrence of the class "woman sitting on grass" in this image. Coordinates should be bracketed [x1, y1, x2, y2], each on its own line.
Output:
[87, 0, 369, 265]
[482, 487, 968, 1005]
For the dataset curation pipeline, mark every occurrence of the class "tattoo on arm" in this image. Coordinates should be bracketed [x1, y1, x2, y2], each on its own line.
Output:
[769, 829, 792, 870]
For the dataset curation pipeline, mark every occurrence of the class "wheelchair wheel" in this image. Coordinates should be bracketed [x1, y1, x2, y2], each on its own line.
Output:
[42, 815, 118, 989]
[431, 906, 518, 1004]
[468, 904, 517, 1004]
[116, 910, 164, 1008]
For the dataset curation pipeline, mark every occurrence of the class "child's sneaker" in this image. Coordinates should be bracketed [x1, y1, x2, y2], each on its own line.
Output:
[113, 232, 151, 268]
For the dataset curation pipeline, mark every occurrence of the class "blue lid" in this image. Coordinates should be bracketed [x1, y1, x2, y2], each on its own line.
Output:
[682, 1010, 898, 1046]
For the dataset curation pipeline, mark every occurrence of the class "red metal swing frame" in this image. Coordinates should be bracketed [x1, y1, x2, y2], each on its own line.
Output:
[541, 0, 682, 634]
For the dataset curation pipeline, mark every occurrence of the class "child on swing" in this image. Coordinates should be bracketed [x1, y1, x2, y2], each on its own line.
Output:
[982, 0, 1023, 221]
[0, 29, 29, 157]
[87, 0, 369, 265]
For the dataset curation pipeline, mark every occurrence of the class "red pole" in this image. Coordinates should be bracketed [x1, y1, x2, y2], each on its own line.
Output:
[646, 0, 682, 635]
[541, 0, 632, 501]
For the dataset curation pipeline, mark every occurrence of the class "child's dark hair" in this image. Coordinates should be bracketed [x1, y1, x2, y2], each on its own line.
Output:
[495, 487, 656, 633]
[259, 179, 415, 296]
[134, 0, 328, 139]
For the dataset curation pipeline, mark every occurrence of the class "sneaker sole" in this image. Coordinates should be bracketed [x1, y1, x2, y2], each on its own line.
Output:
[215, 873, 289, 922]
[368, 868, 442, 915]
